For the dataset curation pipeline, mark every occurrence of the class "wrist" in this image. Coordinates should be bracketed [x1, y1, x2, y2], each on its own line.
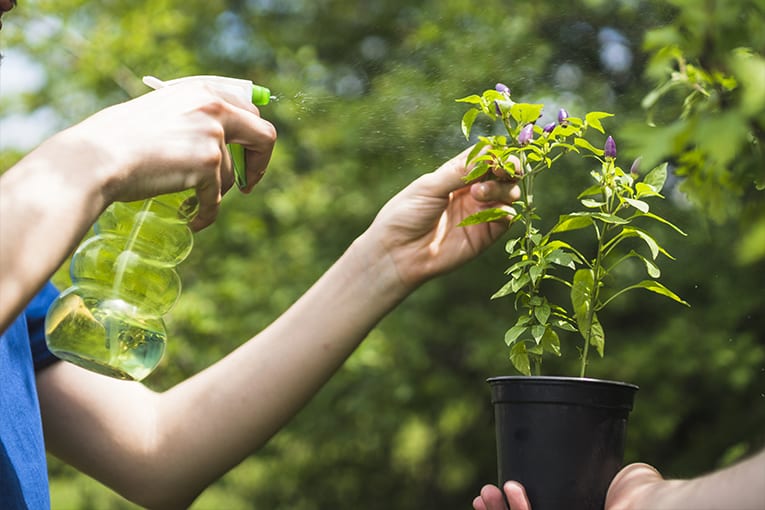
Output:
[346, 231, 419, 307]
[41, 125, 120, 211]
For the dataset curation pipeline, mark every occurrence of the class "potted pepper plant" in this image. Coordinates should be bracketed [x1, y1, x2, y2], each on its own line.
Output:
[457, 84, 689, 510]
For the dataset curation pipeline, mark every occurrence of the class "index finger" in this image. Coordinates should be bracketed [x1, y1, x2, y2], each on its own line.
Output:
[422, 146, 477, 196]
[225, 108, 277, 193]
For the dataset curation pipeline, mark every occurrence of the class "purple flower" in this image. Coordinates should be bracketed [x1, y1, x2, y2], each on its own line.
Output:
[543, 122, 556, 134]
[557, 108, 569, 124]
[604, 135, 617, 159]
[495, 83, 511, 96]
[518, 123, 534, 145]
[629, 157, 641, 176]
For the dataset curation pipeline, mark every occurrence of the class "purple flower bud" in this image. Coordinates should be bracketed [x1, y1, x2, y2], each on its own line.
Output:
[518, 123, 534, 146]
[557, 108, 569, 124]
[604, 135, 617, 159]
[494, 101, 502, 117]
[629, 157, 641, 176]
[543, 122, 556, 134]
[495, 83, 511, 96]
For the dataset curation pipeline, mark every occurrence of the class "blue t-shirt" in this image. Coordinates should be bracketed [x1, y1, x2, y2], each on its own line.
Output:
[0, 282, 60, 509]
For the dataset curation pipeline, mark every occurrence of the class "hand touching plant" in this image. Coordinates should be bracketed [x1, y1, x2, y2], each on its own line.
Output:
[458, 84, 689, 377]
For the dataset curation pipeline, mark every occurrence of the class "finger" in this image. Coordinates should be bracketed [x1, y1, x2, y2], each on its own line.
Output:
[479, 485, 509, 510]
[223, 107, 277, 194]
[218, 138, 236, 195]
[504, 481, 531, 510]
[190, 145, 225, 231]
[472, 495, 488, 510]
[491, 154, 522, 181]
[469, 180, 521, 204]
[421, 146, 478, 196]
[606, 462, 664, 507]
[242, 134, 275, 193]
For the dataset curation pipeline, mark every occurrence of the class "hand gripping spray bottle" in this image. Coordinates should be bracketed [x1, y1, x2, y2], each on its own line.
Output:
[44, 76, 272, 381]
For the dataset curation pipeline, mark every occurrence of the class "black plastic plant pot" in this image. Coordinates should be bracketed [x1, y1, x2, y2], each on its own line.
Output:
[488, 376, 638, 510]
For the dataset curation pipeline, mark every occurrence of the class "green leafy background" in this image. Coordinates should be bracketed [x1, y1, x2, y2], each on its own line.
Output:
[2, 0, 764, 508]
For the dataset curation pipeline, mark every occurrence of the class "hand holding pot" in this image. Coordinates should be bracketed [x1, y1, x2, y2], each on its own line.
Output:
[473, 481, 531, 510]
[471, 467, 666, 510]
[474, 448, 765, 510]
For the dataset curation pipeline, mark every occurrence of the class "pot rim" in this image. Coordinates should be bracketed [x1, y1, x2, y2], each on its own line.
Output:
[486, 375, 638, 390]
[487, 375, 638, 409]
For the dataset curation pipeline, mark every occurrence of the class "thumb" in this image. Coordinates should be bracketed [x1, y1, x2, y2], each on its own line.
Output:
[606, 463, 664, 509]
[504, 481, 532, 510]
[423, 145, 477, 196]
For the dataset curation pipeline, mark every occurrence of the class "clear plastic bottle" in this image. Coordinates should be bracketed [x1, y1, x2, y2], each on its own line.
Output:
[44, 75, 272, 381]
[45, 190, 198, 381]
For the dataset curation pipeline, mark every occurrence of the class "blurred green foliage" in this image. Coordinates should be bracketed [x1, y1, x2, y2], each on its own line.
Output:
[3, 0, 764, 508]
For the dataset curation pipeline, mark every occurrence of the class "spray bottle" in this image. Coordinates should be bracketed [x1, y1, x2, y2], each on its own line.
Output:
[44, 75, 272, 381]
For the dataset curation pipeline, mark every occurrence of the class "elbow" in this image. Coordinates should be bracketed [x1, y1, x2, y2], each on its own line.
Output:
[115, 474, 206, 510]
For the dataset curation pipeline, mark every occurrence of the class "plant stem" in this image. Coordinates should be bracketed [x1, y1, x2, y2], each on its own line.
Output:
[579, 228, 605, 378]
[579, 161, 616, 377]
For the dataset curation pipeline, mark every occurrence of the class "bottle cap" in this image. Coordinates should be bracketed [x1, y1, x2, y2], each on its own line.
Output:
[251, 84, 272, 106]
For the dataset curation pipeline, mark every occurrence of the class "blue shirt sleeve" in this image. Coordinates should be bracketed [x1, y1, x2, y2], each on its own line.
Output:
[24, 281, 61, 371]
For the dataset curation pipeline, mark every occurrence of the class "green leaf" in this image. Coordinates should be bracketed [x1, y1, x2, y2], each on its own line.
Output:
[507, 259, 534, 276]
[455, 94, 482, 104]
[552, 318, 578, 332]
[458, 207, 511, 226]
[642, 162, 668, 193]
[589, 313, 605, 357]
[491, 280, 515, 299]
[635, 182, 663, 199]
[529, 265, 544, 284]
[511, 102, 545, 125]
[462, 162, 490, 183]
[584, 111, 615, 133]
[547, 249, 578, 270]
[516, 315, 533, 327]
[510, 274, 531, 293]
[509, 342, 531, 375]
[505, 325, 528, 345]
[581, 198, 606, 208]
[578, 184, 604, 198]
[551, 213, 594, 233]
[633, 251, 661, 278]
[638, 212, 688, 236]
[574, 137, 605, 156]
[553, 125, 580, 138]
[505, 237, 521, 254]
[592, 213, 630, 225]
[534, 303, 551, 325]
[571, 269, 595, 336]
[622, 226, 673, 259]
[467, 140, 490, 166]
[624, 197, 650, 213]
[541, 328, 562, 356]
[630, 280, 690, 306]
[527, 343, 544, 355]
[461, 108, 480, 140]
[531, 325, 546, 344]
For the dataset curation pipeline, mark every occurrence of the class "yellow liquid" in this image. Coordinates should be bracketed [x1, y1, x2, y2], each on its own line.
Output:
[45, 289, 166, 381]
[45, 191, 196, 380]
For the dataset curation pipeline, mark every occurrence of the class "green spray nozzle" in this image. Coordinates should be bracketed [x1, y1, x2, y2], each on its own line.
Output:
[142, 75, 272, 189]
[251, 84, 272, 106]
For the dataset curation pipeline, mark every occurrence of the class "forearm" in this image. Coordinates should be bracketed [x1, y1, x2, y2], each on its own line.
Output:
[615, 449, 765, 510]
[152, 232, 412, 504]
[0, 129, 112, 330]
[661, 449, 765, 509]
[41, 231, 415, 508]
